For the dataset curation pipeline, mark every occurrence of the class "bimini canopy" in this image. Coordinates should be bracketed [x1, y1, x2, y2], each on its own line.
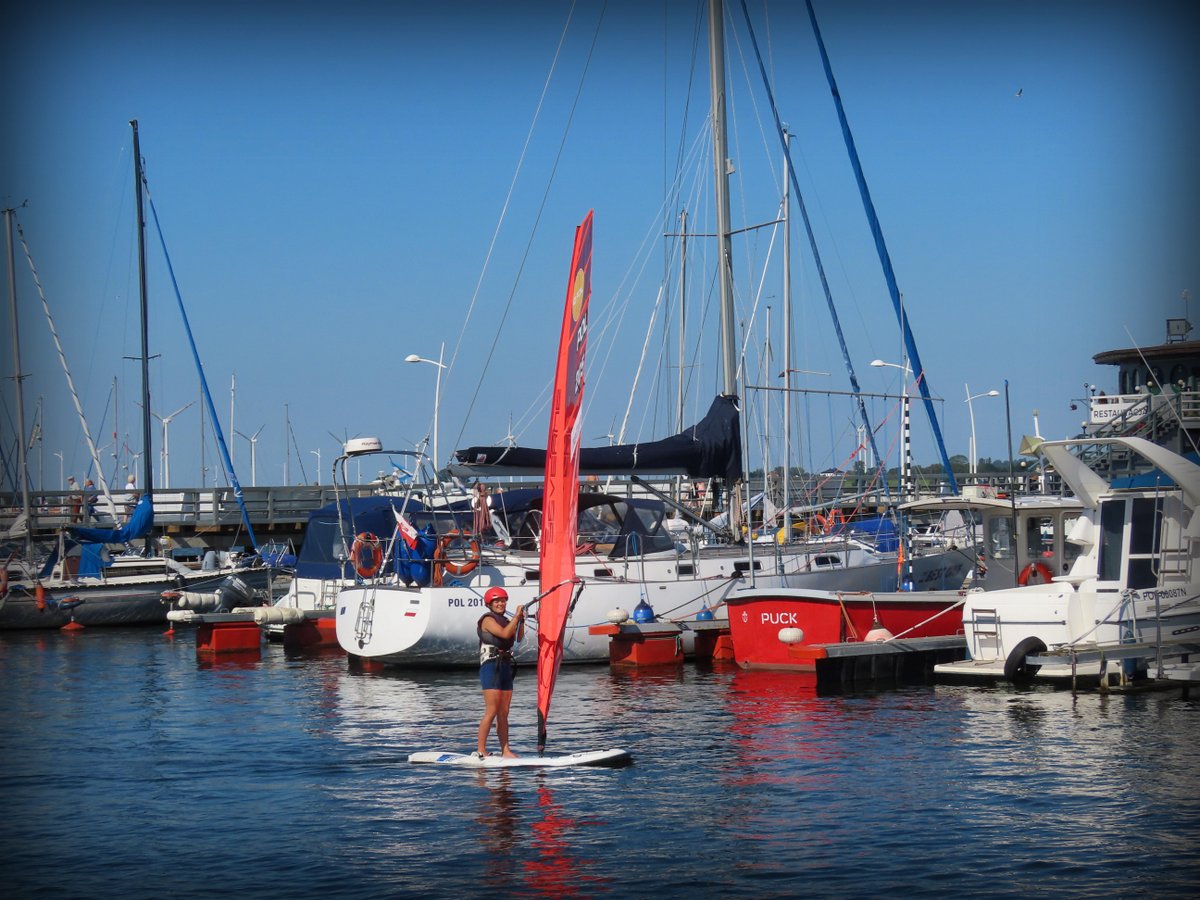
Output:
[296, 496, 427, 580]
[450, 394, 742, 483]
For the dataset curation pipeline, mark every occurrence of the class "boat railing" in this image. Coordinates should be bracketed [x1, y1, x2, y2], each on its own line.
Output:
[1077, 389, 1200, 465]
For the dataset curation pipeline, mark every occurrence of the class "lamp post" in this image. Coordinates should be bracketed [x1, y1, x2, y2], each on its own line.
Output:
[964, 384, 1000, 476]
[405, 342, 446, 472]
[54, 450, 64, 490]
[311, 449, 321, 486]
[871, 358, 912, 501]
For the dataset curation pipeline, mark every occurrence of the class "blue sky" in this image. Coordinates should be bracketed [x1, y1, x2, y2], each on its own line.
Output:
[3, 0, 1197, 494]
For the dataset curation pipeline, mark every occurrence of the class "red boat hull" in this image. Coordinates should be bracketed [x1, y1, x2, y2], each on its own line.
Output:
[726, 588, 965, 669]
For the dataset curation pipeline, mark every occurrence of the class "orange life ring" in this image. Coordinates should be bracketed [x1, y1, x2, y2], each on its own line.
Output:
[825, 508, 845, 533]
[813, 514, 828, 531]
[350, 532, 383, 579]
[435, 530, 481, 577]
[1018, 561, 1054, 586]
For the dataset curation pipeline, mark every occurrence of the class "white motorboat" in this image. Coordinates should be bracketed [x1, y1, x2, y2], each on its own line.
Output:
[936, 436, 1200, 685]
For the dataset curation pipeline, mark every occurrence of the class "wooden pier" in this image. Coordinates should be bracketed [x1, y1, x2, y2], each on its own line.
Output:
[2, 483, 379, 551]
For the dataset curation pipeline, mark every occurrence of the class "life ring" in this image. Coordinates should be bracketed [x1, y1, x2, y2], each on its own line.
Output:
[350, 532, 383, 579]
[825, 508, 845, 533]
[813, 514, 828, 531]
[1017, 561, 1054, 586]
[435, 530, 481, 577]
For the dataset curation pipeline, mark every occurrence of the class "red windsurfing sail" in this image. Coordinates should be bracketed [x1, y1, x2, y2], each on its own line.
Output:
[536, 210, 592, 754]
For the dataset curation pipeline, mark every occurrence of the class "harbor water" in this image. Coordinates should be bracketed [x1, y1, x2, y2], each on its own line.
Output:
[2, 626, 1198, 898]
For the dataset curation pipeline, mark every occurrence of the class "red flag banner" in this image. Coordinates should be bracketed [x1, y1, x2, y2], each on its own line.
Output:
[536, 210, 592, 753]
[394, 509, 419, 550]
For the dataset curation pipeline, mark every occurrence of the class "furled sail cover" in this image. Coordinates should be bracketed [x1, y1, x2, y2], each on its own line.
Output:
[452, 394, 741, 483]
[67, 494, 154, 544]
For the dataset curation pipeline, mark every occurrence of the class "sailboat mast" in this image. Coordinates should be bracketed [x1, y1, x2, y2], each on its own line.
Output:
[4, 206, 33, 558]
[781, 129, 793, 539]
[131, 120, 154, 552]
[707, 0, 737, 399]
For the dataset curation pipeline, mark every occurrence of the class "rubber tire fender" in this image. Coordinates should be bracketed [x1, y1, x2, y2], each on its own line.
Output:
[1004, 636, 1048, 683]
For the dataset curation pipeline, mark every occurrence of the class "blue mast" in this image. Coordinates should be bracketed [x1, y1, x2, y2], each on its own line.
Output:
[802, 0, 959, 494]
[143, 191, 259, 551]
[733, 0, 891, 492]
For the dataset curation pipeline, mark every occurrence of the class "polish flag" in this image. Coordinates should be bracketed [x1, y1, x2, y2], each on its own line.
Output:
[394, 510, 419, 549]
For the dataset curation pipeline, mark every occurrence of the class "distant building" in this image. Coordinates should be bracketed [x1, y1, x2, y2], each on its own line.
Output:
[1089, 318, 1199, 456]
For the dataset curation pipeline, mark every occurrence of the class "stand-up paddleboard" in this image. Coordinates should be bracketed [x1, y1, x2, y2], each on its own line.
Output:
[408, 748, 632, 769]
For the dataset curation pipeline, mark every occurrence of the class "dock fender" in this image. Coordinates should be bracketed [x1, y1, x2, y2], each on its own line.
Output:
[1003, 636, 1047, 683]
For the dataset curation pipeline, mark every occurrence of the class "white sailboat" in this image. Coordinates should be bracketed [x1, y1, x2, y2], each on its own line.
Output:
[0, 122, 273, 630]
[332, 0, 971, 668]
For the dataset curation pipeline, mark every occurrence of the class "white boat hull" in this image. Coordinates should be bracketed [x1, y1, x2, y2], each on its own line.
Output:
[335, 545, 971, 667]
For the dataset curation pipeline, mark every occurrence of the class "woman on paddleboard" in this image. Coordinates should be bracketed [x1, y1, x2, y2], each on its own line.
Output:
[475, 587, 525, 759]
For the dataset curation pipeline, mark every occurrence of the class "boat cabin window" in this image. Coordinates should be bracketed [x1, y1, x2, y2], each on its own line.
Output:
[1025, 516, 1057, 572]
[1097, 500, 1125, 583]
[608, 501, 675, 558]
[1127, 497, 1162, 590]
[987, 517, 1014, 559]
[509, 498, 675, 557]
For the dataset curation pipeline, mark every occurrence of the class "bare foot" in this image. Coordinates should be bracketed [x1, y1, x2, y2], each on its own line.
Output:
[501, 747, 520, 759]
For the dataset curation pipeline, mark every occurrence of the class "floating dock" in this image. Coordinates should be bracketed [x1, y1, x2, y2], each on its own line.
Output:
[775, 635, 967, 690]
[166, 607, 338, 655]
[587, 618, 966, 688]
[586, 619, 735, 667]
[935, 635, 1200, 693]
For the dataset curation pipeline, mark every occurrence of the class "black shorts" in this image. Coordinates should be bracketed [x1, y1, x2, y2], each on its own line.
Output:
[480, 659, 515, 691]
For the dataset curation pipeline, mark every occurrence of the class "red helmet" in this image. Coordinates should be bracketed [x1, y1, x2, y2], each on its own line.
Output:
[484, 587, 509, 605]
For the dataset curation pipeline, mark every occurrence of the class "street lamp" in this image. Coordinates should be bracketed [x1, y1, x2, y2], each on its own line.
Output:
[964, 384, 1000, 476]
[871, 358, 912, 500]
[54, 450, 64, 490]
[311, 449, 321, 485]
[405, 342, 446, 472]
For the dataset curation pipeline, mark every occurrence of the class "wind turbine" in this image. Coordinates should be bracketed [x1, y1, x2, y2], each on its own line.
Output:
[235, 425, 265, 486]
[593, 416, 618, 446]
[152, 401, 194, 489]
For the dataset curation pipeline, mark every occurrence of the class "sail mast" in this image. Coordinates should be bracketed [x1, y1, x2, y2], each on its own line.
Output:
[802, 0, 958, 494]
[131, 119, 155, 554]
[707, 0, 737, 399]
[4, 206, 33, 558]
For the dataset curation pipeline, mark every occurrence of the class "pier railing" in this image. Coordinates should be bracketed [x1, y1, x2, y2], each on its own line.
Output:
[0, 484, 367, 536]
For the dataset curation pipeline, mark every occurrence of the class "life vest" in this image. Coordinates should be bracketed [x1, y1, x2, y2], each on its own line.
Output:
[477, 611, 516, 665]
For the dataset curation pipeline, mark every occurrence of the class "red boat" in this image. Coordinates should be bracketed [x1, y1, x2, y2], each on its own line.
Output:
[725, 587, 966, 669]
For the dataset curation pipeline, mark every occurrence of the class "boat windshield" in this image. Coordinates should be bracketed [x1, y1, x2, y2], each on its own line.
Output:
[507, 496, 676, 558]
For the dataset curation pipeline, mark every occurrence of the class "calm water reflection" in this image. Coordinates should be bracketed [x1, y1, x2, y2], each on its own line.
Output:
[2, 627, 1197, 897]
